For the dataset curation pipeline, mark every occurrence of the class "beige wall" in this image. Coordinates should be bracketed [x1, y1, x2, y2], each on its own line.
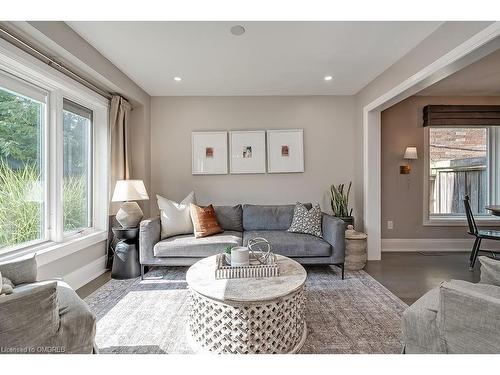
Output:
[354, 21, 495, 230]
[381, 95, 500, 239]
[150, 96, 357, 217]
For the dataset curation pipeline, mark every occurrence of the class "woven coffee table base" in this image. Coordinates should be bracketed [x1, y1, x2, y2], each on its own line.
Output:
[188, 287, 307, 354]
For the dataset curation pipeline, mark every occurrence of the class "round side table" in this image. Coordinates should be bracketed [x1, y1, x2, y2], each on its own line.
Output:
[111, 227, 141, 279]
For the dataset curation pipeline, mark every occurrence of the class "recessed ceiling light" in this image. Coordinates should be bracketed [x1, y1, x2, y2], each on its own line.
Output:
[174, 76, 182, 82]
[230, 25, 246, 36]
[324, 75, 333, 81]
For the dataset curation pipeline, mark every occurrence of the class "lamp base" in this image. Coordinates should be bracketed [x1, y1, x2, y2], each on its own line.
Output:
[116, 201, 143, 228]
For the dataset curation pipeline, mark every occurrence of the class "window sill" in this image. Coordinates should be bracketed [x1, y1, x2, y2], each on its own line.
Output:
[423, 216, 500, 227]
[0, 229, 107, 266]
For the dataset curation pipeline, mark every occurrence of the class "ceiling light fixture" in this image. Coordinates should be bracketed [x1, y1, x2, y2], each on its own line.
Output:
[173, 77, 182, 82]
[324, 75, 333, 81]
[230, 25, 246, 36]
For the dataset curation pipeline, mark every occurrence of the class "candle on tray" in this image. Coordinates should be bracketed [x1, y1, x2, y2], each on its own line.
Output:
[231, 246, 250, 267]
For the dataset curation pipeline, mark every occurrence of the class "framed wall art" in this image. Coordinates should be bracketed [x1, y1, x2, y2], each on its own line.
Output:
[229, 130, 266, 174]
[267, 129, 304, 173]
[192, 131, 228, 175]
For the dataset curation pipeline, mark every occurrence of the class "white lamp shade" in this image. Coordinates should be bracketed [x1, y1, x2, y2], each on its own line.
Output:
[404, 146, 418, 160]
[112, 180, 149, 202]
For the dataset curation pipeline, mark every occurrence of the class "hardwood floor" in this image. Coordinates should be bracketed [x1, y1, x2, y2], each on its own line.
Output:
[77, 251, 480, 306]
[365, 251, 480, 305]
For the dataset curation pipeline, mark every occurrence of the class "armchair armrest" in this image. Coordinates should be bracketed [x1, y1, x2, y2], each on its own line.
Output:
[0, 281, 59, 350]
[139, 217, 161, 265]
[322, 213, 346, 264]
[0, 255, 37, 286]
[438, 280, 500, 353]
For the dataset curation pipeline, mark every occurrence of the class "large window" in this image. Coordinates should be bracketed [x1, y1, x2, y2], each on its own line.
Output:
[427, 126, 495, 221]
[0, 39, 109, 257]
[0, 78, 46, 249]
[63, 99, 92, 233]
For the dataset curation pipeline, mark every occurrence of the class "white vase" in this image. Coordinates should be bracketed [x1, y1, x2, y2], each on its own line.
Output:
[231, 246, 250, 267]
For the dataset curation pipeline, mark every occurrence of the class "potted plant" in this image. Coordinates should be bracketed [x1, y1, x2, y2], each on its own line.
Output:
[330, 182, 354, 227]
[224, 245, 233, 265]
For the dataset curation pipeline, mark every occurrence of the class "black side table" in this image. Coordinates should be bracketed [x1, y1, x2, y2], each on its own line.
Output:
[111, 227, 141, 279]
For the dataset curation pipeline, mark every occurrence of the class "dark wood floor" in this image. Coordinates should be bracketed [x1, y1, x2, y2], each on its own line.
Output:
[365, 252, 479, 305]
[77, 251, 480, 305]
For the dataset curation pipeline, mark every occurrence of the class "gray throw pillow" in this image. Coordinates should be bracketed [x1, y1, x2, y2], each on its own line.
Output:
[288, 202, 323, 238]
[479, 256, 500, 286]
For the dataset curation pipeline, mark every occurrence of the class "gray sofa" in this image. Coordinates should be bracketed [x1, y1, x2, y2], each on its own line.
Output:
[139, 204, 346, 279]
[0, 255, 97, 354]
[401, 257, 500, 353]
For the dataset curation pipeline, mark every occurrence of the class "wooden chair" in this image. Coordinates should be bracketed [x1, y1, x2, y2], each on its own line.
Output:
[464, 195, 500, 269]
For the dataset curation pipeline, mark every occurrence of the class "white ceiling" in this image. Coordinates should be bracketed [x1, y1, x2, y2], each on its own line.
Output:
[418, 46, 500, 96]
[67, 21, 442, 96]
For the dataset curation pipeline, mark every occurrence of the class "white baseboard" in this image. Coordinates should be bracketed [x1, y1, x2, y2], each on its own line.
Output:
[62, 255, 107, 290]
[382, 238, 500, 252]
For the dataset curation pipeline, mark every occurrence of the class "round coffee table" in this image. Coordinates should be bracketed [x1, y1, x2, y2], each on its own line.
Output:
[186, 254, 307, 354]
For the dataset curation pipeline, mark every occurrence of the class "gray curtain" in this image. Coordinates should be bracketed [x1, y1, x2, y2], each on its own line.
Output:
[109, 95, 132, 209]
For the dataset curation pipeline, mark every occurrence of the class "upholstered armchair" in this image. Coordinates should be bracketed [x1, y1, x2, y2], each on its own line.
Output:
[0, 255, 97, 354]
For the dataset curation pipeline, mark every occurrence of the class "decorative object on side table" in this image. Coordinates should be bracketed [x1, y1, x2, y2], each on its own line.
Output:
[112, 179, 149, 228]
[111, 226, 141, 279]
[330, 181, 354, 227]
[344, 225, 367, 271]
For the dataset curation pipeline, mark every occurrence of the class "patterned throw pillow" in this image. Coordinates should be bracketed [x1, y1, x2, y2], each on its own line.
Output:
[288, 203, 323, 238]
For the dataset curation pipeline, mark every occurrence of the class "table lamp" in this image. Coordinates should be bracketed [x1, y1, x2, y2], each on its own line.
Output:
[112, 180, 149, 228]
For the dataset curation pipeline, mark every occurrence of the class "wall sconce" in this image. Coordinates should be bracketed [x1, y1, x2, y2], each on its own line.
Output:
[400, 146, 418, 174]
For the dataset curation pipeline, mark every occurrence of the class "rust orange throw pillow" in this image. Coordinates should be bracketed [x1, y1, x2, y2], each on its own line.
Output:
[190, 203, 223, 238]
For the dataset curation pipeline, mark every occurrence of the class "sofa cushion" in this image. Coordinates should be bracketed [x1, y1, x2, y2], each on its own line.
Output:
[154, 231, 243, 258]
[190, 204, 223, 238]
[243, 204, 312, 231]
[243, 230, 330, 257]
[14, 280, 96, 353]
[214, 205, 243, 232]
[157, 192, 196, 239]
[288, 203, 323, 238]
[479, 256, 500, 287]
[401, 287, 446, 353]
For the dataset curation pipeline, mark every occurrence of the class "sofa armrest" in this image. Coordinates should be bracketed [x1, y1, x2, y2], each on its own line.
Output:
[438, 281, 500, 353]
[139, 217, 161, 265]
[0, 255, 37, 286]
[0, 281, 59, 350]
[322, 213, 346, 264]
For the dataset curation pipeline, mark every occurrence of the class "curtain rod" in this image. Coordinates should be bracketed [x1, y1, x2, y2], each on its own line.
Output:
[0, 25, 113, 101]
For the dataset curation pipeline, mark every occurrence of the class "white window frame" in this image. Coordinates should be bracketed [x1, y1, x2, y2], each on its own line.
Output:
[0, 38, 109, 261]
[423, 126, 500, 226]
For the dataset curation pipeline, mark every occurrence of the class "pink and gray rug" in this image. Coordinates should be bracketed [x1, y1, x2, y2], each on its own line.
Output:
[85, 266, 407, 354]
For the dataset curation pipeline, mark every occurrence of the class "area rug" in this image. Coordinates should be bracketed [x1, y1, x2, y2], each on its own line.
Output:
[85, 266, 407, 354]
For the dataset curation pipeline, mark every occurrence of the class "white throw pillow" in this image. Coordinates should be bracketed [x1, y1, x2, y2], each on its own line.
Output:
[157, 192, 196, 239]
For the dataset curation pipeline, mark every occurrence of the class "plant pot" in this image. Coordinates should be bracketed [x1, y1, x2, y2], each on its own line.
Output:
[338, 216, 354, 228]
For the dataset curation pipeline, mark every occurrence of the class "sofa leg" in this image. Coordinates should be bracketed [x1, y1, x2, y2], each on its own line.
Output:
[341, 263, 345, 280]
[141, 265, 145, 280]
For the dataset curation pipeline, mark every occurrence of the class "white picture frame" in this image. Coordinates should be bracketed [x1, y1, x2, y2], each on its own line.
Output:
[192, 131, 228, 175]
[267, 129, 304, 173]
[229, 130, 266, 174]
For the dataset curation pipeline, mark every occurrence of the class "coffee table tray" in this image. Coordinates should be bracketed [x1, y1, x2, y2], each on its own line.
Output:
[215, 252, 279, 279]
